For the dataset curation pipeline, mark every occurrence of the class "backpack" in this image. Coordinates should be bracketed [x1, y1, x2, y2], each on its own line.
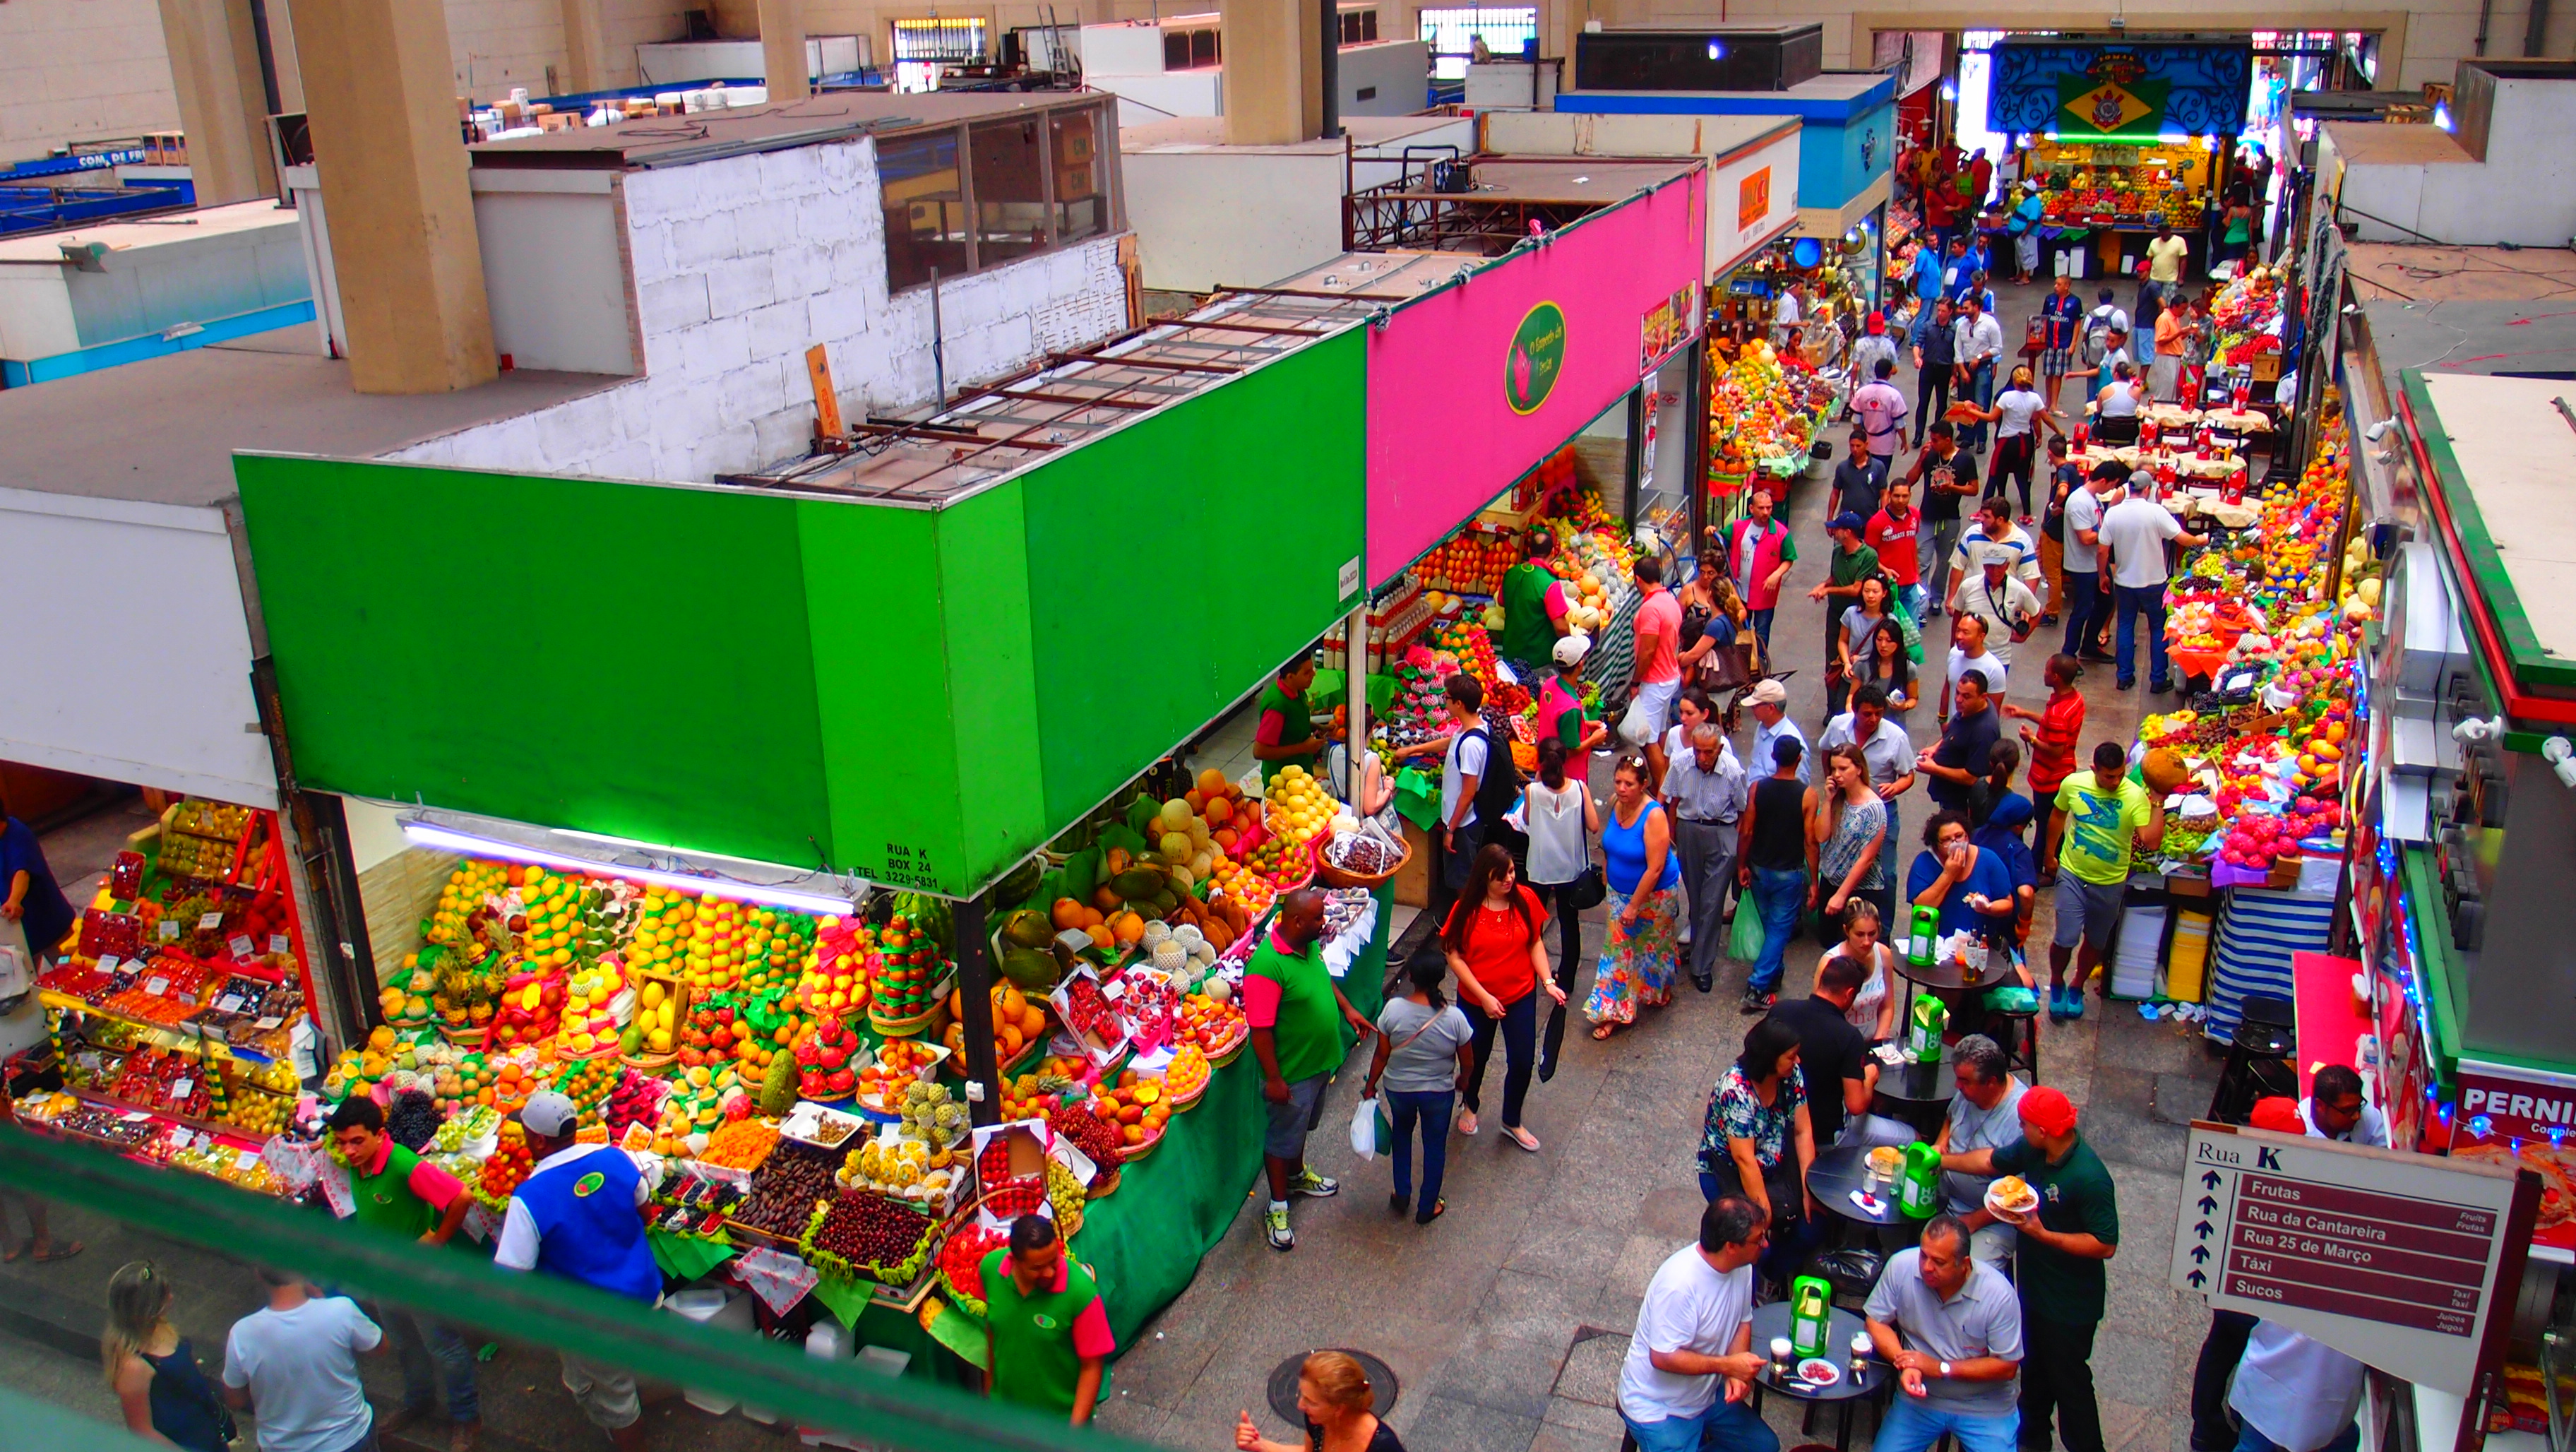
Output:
[1461, 723, 1525, 831]
[2082, 306, 2117, 367]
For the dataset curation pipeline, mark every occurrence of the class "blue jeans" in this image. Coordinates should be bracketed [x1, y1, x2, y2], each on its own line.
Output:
[1748, 867, 1807, 996]
[1624, 1394, 1782, 1452]
[2234, 1415, 2359, 1452]
[1874, 1396, 2021, 1452]
[383, 1305, 479, 1422]
[2113, 582, 2171, 686]
[1384, 1088, 1453, 1222]
[1748, 607, 1775, 654]
[1960, 359, 1998, 448]
[2061, 569, 2106, 657]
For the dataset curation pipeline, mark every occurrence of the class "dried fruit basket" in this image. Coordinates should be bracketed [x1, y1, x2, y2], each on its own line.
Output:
[1315, 827, 1410, 890]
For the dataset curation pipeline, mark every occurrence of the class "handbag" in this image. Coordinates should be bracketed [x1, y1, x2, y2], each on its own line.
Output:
[1699, 638, 1756, 695]
[1562, 864, 1607, 912]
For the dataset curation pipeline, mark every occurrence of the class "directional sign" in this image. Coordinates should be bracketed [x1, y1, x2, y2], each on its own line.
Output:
[2172, 1121, 2540, 1395]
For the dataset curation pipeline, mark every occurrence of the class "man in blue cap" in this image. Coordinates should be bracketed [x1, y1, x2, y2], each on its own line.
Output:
[1807, 511, 1881, 716]
[493, 1090, 658, 1451]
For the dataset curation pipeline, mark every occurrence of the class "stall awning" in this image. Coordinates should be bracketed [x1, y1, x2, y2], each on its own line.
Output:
[236, 315, 1367, 900]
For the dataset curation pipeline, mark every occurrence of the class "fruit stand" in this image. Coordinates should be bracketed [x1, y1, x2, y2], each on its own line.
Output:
[1704, 335, 1832, 530]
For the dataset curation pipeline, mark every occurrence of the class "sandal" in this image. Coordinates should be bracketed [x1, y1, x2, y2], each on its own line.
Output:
[1592, 1023, 1618, 1041]
[1456, 1108, 1479, 1136]
[29, 1242, 82, 1263]
[1505, 1126, 1541, 1153]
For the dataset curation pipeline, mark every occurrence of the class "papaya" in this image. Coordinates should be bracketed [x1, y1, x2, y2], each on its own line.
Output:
[998, 948, 1061, 993]
[757, 1050, 797, 1117]
[1147, 889, 1179, 917]
[1110, 868, 1166, 901]
[995, 855, 1044, 910]
[1001, 909, 1056, 951]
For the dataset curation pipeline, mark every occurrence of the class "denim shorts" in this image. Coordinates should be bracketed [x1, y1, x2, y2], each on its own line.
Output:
[1263, 1073, 1330, 1158]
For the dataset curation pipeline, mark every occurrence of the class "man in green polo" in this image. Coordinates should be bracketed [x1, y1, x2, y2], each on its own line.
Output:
[328, 1095, 480, 1447]
[1245, 887, 1372, 1251]
[1498, 528, 1571, 678]
[1252, 653, 1326, 787]
[982, 1214, 1112, 1424]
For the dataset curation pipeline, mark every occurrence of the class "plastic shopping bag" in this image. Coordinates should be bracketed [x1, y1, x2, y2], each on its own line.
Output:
[1349, 1093, 1378, 1160]
[1728, 893, 1767, 963]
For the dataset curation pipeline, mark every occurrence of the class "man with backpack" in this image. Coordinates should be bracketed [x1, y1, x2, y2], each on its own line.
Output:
[1391, 674, 1525, 924]
[2080, 289, 2128, 379]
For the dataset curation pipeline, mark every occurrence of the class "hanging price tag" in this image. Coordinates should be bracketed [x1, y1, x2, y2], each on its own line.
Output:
[268, 934, 290, 956]
[145, 976, 170, 996]
[227, 934, 255, 958]
[199, 912, 223, 931]
[158, 920, 181, 941]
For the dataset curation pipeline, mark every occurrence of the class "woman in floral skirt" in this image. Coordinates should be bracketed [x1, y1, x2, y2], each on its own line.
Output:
[1585, 755, 1681, 1039]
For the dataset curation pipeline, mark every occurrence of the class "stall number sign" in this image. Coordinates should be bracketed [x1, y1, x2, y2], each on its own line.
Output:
[2170, 1121, 2536, 1394]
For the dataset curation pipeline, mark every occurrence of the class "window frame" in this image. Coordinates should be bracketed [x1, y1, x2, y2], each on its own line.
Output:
[878, 96, 1122, 297]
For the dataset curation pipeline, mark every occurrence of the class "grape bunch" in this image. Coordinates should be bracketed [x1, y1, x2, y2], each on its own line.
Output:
[385, 1090, 443, 1151]
[807, 1191, 932, 1281]
[1048, 1103, 1123, 1167]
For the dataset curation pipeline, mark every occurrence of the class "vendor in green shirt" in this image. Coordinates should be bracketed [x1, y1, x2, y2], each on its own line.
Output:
[1245, 888, 1373, 1252]
[982, 1215, 1113, 1424]
[1498, 528, 1573, 676]
[1253, 653, 1326, 787]
[1939, 1084, 2118, 1452]
[326, 1095, 481, 1437]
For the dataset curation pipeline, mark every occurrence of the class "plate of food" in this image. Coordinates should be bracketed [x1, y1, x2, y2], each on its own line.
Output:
[1867, 1146, 1904, 1179]
[1794, 1359, 1844, 1388]
[1986, 1174, 2040, 1217]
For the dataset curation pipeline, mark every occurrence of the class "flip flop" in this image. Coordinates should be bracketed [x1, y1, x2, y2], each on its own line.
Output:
[1505, 1126, 1542, 1153]
[1, 1244, 25, 1263]
[1591, 1023, 1618, 1041]
[30, 1242, 83, 1263]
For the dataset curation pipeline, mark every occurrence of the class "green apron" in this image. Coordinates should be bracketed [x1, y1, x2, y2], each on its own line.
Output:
[350, 1143, 441, 1240]
[1257, 682, 1317, 786]
[1498, 561, 1558, 667]
[982, 1248, 1109, 1418]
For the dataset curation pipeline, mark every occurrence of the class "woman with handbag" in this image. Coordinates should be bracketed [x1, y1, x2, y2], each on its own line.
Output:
[1584, 756, 1681, 1041]
[1808, 744, 1891, 946]
[1441, 845, 1565, 1151]
[1834, 575, 1895, 715]
[1698, 1017, 1818, 1290]
[1854, 619, 1919, 732]
[1366, 956, 1477, 1225]
[105, 1261, 235, 1452]
[1678, 559, 1752, 691]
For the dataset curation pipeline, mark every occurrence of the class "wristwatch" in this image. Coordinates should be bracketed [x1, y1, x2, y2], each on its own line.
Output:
[1938, 1362, 1953, 1379]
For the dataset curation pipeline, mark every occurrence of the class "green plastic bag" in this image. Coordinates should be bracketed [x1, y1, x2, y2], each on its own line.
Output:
[1891, 595, 1926, 665]
[1394, 767, 1441, 831]
[1728, 893, 1767, 962]
[1983, 984, 2039, 1014]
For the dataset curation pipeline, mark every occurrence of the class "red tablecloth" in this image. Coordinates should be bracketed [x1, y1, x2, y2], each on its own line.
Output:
[2290, 950, 2369, 1096]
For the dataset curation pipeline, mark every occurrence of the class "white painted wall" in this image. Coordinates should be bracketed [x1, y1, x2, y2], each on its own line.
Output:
[1125, 149, 1343, 292]
[391, 135, 1129, 484]
[0, 487, 275, 807]
[470, 169, 638, 375]
[1096, 71, 1225, 127]
[1337, 39, 1428, 115]
[2326, 80, 2576, 247]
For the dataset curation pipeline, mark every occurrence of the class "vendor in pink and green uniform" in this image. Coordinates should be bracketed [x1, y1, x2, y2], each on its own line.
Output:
[1498, 528, 1574, 679]
[1534, 634, 1609, 755]
[982, 1214, 1114, 1424]
[1252, 653, 1325, 787]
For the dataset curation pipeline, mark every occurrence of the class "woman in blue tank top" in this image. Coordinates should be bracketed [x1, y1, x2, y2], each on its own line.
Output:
[1585, 755, 1683, 1040]
[105, 1261, 233, 1452]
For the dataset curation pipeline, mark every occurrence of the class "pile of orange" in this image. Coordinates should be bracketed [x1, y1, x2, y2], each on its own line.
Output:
[1087, 1069, 1172, 1146]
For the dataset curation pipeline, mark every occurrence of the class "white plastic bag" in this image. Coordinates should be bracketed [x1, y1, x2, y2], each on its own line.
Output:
[1348, 1093, 1378, 1160]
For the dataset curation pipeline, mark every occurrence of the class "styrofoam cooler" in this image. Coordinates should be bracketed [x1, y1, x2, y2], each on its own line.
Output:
[2109, 902, 2167, 999]
[666, 1284, 754, 1413]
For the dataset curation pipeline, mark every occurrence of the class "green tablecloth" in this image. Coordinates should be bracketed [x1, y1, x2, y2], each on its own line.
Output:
[647, 1227, 735, 1282]
[1069, 881, 1393, 1350]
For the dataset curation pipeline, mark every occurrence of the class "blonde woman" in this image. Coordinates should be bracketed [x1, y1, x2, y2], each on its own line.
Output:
[1236, 1350, 1405, 1452]
[104, 1262, 233, 1451]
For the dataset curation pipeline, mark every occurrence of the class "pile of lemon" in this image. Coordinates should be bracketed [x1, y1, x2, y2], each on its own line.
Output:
[1264, 764, 1333, 845]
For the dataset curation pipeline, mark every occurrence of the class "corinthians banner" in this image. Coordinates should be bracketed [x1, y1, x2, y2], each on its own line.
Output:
[1988, 40, 2253, 138]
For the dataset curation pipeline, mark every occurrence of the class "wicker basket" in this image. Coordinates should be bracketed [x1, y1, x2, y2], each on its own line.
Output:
[1203, 1023, 1250, 1069]
[1314, 832, 1411, 890]
[1118, 1125, 1167, 1163]
[1085, 1165, 1121, 1201]
[618, 1050, 677, 1072]
[869, 1001, 941, 1038]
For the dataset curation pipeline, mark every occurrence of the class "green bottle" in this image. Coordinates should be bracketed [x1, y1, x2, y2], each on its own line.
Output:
[1898, 1142, 1943, 1218]
[1906, 994, 1948, 1064]
[1788, 1275, 1834, 1357]
[1906, 903, 1940, 968]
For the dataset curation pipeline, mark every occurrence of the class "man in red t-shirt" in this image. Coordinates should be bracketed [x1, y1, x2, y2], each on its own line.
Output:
[1629, 557, 1686, 789]
[2003, 653, 2087, 877]
[1867, 477, 1925, 620]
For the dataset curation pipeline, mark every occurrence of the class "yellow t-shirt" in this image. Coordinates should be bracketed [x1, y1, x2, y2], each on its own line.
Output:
[2147, 235, 2189, 284]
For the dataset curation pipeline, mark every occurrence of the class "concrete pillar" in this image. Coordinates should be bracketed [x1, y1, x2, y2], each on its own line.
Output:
[759, 0, 810, 102]
[158, 0, 278, 203]
[559, 0, 612, 93]
[1220, 0, 1323, 145]
[296, 0, 497, 393]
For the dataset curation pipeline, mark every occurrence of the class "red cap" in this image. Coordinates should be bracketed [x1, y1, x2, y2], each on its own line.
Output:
[2018, 1084, 2079, 1136]
[2248, 1097, 2306, 1133]
[1866, 311, 1887, 334]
